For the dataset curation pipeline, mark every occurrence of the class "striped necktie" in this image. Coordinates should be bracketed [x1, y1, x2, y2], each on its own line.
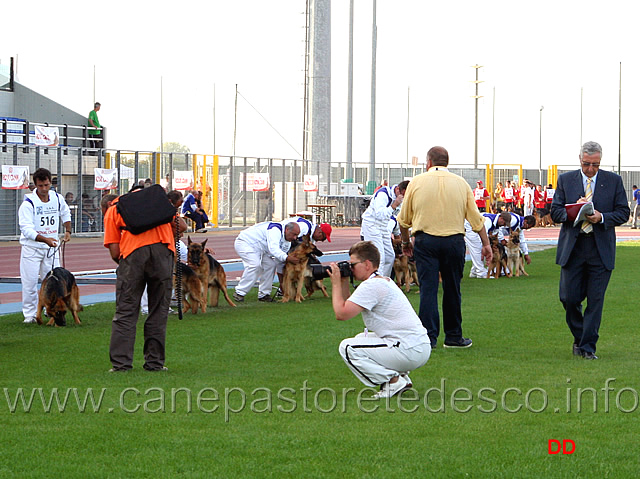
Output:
[581, 178, 593, 234]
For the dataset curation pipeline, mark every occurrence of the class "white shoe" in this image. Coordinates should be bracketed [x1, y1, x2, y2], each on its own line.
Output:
[141, 309, 149, 315]
[373, 375, 409, 399]
[23, 317, 37, 324]
[401, 373, 413, 388]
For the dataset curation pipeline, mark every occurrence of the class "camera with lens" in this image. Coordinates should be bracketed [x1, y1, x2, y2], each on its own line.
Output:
[310, 260, 352, 281]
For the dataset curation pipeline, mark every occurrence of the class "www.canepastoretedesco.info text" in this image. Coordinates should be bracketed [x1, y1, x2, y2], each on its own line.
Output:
[3, 379, 638, 421]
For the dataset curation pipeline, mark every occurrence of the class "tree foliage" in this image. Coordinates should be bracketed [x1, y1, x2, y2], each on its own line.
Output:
[157, 142, 190, 153]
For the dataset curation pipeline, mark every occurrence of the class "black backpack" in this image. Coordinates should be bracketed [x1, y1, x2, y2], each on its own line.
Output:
[116, 184, 176, 234]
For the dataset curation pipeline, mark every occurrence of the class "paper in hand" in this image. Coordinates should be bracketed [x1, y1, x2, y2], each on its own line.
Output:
[570, 202, 594, 227]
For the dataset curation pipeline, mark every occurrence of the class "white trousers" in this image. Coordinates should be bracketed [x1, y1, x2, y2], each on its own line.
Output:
[339, 332, 431, 387]
[464, 222, 487, 278]
[360, 227, 394, 277]
[524, 204, 533, 216]
[20, 245, 59, 320]
[234, 237, 277, 297]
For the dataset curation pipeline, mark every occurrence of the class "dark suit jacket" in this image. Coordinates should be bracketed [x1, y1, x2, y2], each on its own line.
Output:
[550, 169, 629, 270]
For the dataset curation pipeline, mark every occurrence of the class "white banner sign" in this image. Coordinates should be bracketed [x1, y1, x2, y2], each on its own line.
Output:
[1, 165, 30, 189]
[119, 164, 135, 182]
[173, 170, 194, 191]
[94, 168, 118, 190]
[303, 175, 319, 192]
[239, 172, 271, 192]
[34, 126, 60, 146]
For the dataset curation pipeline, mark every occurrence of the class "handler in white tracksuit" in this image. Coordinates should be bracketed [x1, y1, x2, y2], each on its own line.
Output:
[272, 217, 332, 276]
[233, 221, 300, 300]
[360, 182, 408, 277]
[464, 212, 511, 278]
[18, 168, 72, 323]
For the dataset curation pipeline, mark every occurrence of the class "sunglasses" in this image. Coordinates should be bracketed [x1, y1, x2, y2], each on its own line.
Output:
[581, 161, 600, 168]
[349, 260, 365, 269]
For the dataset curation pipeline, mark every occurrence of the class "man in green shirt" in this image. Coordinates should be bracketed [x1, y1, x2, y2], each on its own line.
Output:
[88, 102, 101, 148]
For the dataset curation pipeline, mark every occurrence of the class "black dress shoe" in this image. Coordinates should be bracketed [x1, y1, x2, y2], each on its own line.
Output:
[573, 343, 581, 356]
[582, 352, 599, 360]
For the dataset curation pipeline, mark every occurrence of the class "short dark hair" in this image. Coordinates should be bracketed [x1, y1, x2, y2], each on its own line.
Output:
[523, 215, 537, 228]
[100, 194, 118, 212]
[129, 184, 144, 193]
[94, 102, 101, 108]
[499, 212, 512, 225]
[396, 180, 410, 193]
[167, 190, 183, 206]
[427, 146, 449, 166]
[33, 168, 52, 183]
[349, 241, 380, 269]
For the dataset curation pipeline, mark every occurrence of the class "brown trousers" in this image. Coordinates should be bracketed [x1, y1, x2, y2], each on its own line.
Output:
[110, 243, 174, 371]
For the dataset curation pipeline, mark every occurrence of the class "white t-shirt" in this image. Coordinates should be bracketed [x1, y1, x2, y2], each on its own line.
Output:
[19, 190, 71, 249]
[347, 274, 429, 348]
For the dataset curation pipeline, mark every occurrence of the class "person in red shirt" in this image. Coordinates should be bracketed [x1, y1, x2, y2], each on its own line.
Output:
[544, 184, 556, 206]
[473, 180, 490, 212]
[501, 181, 515, 211]
[533, 184, 546, 218]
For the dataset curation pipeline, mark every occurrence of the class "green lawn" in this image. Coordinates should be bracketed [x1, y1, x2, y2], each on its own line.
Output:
[1, 243, 639, 478]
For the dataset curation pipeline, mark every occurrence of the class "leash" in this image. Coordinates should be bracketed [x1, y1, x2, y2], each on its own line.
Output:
[46, 239, 65, 272]
[174, 213, 183, 320]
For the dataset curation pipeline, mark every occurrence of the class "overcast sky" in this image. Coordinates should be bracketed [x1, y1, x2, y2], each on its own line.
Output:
[4, 0, 640, 171]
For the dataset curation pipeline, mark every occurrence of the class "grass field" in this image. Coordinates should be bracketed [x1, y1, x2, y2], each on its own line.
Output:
[1, 243, 639, 478]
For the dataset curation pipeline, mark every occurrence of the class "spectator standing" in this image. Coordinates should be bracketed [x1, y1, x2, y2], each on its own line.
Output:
[501, 181, 515, 211]
[473, 180, 490, 212]
[550, 141, 629, 359]
[88, 102, 101, 148]
[398, 146, 492, 349]
[631, 185, 639, 229]
[18, 168, 72, 324]
[103, 186, 176, 371]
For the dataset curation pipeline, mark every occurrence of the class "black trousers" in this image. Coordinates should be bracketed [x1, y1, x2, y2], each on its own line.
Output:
[110, 243, 174, 371]
[559, 235, 611, 354]
[413, 233, 466, 346]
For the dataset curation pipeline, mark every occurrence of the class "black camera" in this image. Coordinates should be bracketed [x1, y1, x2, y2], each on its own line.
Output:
[310, 260, 352, 281]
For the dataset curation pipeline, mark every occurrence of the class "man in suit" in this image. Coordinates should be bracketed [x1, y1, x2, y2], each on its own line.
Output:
[550, 141, 629, 360]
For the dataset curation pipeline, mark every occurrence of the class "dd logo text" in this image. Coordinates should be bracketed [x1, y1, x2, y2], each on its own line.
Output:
[548, 439, 575, 455]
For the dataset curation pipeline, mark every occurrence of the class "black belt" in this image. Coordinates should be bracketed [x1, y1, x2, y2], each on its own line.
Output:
[578, 232, 594, 237]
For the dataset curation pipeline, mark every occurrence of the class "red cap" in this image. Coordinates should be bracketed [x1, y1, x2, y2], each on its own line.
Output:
[477, 180, 483, 185]
[319, 223, 332, 242]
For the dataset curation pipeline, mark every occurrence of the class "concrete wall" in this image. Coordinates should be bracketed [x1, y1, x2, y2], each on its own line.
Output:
[11, 82, 86, 125]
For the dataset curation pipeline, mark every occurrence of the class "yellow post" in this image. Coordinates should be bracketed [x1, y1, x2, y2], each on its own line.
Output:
[155, 151, 161, 185]
[485, 164, 492, 210]
[212, 155, 219, 227]
[106, 152, 111, 169]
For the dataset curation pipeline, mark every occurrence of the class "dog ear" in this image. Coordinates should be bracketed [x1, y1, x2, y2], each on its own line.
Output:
[201, 238, 208, 248]
[188, 235, 192, 245]
[303, 232, 311, 243]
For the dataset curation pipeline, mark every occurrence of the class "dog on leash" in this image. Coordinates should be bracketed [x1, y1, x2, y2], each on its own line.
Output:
[505, 231, 529, 277]
[175, 262, 206, 314]
[486, 235, 509, 279]
[282, 233, 328, 303]
[35, 267, 82, 326]
[187, 237, 236, 308]
[392, 238, 419, 292]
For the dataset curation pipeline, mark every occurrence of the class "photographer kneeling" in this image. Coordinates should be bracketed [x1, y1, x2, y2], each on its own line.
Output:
[328, 241, 431, 399]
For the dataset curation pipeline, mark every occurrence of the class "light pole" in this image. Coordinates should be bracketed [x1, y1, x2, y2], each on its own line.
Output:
[539, 105, 544, 185]
[471, 64, 483, 168]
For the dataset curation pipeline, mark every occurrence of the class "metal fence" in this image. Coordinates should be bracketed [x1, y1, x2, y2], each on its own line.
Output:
[2, 143, 640, 238]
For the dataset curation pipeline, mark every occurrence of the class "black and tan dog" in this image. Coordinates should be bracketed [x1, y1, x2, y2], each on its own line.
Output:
[187, 236, 236, 308]
[487, 235, 509, 279]
[392, 238, 419, 293]
[35, 267, 82, 326]
[175, 262, 206, 314]
[505, 231, 528, 277]
[282, 233, 329, 303]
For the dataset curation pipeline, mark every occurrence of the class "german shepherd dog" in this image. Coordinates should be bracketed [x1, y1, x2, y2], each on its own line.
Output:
[487, 234, 509, 279]
[282, 233, 329, 303]
[35, 267, 82, 326]
[505, 231, 528, 277]
[175, 262, 206, 314]
[187, 237, 236, 308]
[392, 238, 420, 293]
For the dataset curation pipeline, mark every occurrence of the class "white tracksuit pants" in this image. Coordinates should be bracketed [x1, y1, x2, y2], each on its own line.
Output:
[464, 222, 487, 278]
[339, 332, 431, 387]
[361, 228, 394, 277]
[234, 237, 277, 297]
[20, 245, 59, 320]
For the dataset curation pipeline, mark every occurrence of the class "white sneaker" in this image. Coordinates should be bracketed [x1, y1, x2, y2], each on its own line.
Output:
[401, 373, 413, 388]
[373, 375, 409, 399]
[23, 317, 37, 324]
[141, 309, 149, 315]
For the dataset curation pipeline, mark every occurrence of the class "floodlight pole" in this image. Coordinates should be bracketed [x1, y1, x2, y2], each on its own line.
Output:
[471, 65, 484, 168]
[539, 105, 544, 184]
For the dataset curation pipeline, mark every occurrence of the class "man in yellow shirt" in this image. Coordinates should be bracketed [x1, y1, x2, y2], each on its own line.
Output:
[398, 146, 492, 349]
